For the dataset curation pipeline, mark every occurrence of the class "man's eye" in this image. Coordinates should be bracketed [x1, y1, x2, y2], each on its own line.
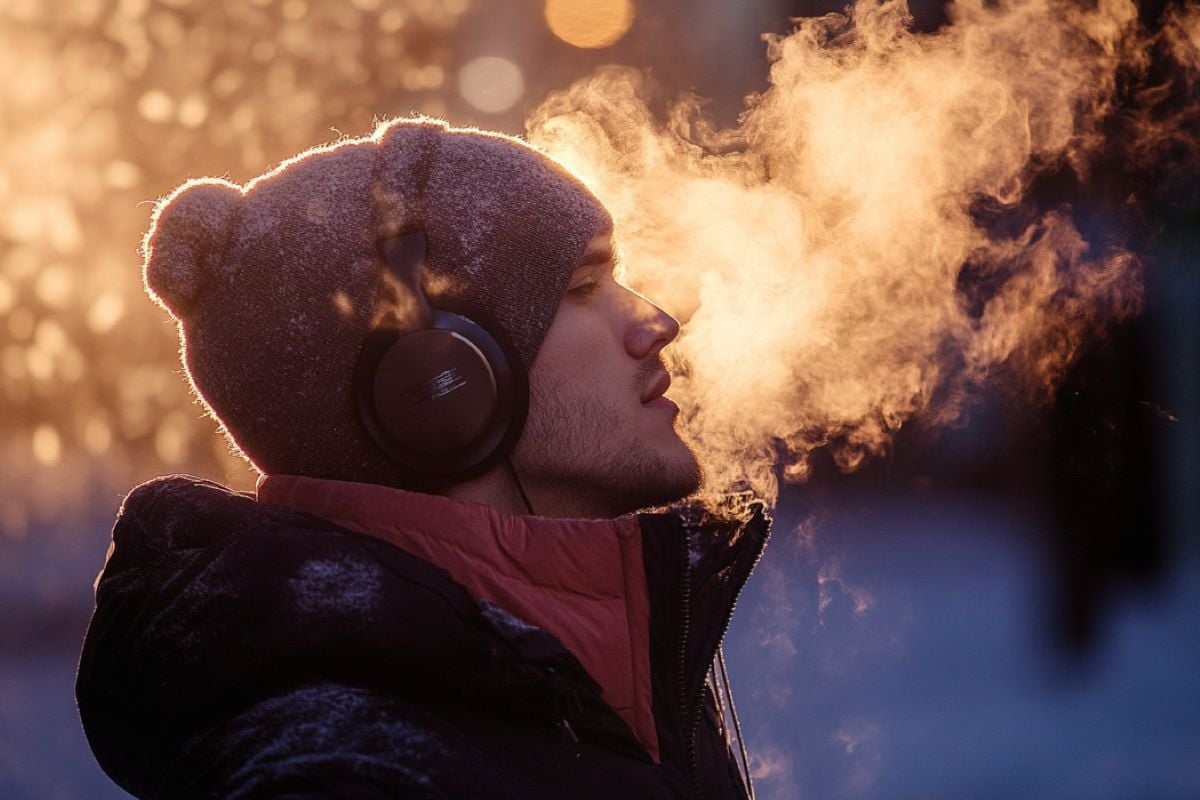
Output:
[568, 280, 600, 297]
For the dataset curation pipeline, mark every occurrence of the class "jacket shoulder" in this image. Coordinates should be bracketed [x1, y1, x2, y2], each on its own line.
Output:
[79, 475, 500, 798]
[104, 473, 477, 615]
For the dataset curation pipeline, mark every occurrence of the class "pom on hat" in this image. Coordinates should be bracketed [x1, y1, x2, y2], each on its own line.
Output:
[143, 178, 243, 317]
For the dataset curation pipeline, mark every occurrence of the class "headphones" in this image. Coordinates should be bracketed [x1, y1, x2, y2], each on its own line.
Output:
[353, 231, 529, 481]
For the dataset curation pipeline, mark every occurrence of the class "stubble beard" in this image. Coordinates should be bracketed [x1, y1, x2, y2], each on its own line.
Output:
[513, 378, 702, 518]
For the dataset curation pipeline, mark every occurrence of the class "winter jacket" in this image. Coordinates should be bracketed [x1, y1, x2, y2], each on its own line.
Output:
[76, 474, 770, 799]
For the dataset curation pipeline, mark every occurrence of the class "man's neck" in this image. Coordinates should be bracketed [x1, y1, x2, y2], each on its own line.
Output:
[442, 465, 533, 516]
[442, 464, 611, 519]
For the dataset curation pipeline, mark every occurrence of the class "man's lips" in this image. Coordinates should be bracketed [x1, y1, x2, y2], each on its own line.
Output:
[641, 371, 671, 404]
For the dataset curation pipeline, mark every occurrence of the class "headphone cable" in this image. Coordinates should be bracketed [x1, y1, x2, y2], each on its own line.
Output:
[504, 457, 535, 515]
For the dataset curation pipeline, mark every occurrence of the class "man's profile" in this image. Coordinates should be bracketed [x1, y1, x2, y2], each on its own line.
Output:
[76, 117, 769, 799]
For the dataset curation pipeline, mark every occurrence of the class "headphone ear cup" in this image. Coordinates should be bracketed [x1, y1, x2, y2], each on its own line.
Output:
[372, 327, 498, 455]
[355, 310, 528, 477]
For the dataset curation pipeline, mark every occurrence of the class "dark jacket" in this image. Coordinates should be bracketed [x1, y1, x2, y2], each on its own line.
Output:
[76, 475, 770, 799]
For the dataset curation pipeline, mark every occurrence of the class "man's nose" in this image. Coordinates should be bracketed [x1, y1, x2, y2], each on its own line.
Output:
[624, 290, 681, 360]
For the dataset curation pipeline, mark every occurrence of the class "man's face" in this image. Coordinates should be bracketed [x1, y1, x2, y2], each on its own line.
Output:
[512, 232, 702, 518]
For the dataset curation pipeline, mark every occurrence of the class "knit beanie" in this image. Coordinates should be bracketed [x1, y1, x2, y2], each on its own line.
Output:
[142, 117, 612, 488]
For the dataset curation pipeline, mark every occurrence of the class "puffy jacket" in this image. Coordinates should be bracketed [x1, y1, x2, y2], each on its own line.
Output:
[76, 475, 770, 799]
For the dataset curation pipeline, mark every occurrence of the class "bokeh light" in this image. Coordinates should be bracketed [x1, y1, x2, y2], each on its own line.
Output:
[458, 56, 525, 113]
[544, 0, 634, 49]
[0, 0, 472, 525]
[32, 423, 61, 466]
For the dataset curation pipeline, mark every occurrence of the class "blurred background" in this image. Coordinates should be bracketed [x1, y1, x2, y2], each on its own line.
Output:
[0, 0, 1196, 797]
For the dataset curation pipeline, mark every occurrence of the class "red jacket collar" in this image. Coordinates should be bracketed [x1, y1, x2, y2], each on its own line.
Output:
[256, 474, 659, 761]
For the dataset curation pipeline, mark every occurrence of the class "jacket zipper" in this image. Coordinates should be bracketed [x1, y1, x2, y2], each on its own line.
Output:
[679, 511, 769, 800]
[676, 524, 702, 800]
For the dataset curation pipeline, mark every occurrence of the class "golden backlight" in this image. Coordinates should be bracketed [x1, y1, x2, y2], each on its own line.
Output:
[0, 0, 1195, 537]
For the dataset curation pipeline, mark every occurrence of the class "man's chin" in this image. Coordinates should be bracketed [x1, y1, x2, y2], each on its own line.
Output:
[630, 442, 703, 513]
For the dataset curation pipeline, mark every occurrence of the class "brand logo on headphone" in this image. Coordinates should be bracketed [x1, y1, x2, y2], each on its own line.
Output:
[403, 367, 468, 408]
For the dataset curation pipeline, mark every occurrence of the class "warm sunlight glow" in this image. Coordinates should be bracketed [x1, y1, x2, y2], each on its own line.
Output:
[0, 0, 1194, 518]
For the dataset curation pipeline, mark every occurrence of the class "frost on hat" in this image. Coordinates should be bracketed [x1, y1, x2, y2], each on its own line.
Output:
[142, 117, 611, 489]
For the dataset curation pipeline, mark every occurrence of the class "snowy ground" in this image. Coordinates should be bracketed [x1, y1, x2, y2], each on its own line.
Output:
[2, 493, 1198, 799]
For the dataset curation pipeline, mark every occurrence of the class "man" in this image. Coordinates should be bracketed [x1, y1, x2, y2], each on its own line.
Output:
[77, 117, 769, 799]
